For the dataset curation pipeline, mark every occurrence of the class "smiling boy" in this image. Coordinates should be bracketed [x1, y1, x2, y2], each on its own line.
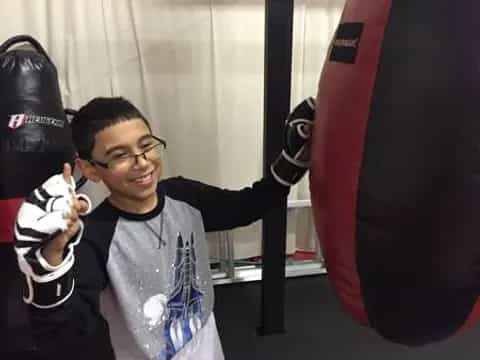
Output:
[14, 96, 315, 360]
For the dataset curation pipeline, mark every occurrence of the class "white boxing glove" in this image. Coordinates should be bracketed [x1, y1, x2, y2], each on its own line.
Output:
[14, 172, 92, 309]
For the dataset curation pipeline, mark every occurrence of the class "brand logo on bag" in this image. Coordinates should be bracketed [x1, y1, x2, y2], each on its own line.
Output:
[8, 114, 27, 129]
[8, 113, 65, 130]
[329, 22, 364, 64]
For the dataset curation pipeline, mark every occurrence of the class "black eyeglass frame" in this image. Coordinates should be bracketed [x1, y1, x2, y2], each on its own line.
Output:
[87, 135, 167, 169]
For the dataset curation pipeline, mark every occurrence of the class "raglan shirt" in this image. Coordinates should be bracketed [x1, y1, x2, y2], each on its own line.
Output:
[31, 175, 289, 360]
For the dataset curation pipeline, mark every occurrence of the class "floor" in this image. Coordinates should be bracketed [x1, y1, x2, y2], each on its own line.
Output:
[215, 275, 480, 360]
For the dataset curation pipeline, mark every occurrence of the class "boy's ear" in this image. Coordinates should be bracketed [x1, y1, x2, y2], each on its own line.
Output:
[75, 158, 101, 183]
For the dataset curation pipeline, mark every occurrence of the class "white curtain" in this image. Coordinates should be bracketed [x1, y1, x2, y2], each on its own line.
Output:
[1, 0, 345, 259]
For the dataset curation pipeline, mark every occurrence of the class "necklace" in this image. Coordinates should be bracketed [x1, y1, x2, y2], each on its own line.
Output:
[145, 211, 166, 249]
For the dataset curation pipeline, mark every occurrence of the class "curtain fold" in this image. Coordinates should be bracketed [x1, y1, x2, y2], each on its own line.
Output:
[0, 0, 344, 258]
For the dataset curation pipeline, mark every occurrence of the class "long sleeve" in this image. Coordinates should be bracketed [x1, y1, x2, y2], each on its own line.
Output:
[162, 174, 290, 232]
[30, 233, 115, 359]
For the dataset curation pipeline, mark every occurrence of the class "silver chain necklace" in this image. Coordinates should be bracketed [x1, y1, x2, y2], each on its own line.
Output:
[145, 211, 166, 249]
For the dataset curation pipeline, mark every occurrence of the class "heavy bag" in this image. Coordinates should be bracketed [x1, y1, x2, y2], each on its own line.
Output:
[0, 35, 75, 354]
[0, 35, 76, 244]
[310, 0, 480, 346]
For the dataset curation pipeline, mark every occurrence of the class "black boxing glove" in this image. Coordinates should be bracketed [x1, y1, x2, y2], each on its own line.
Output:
[271, 97, 315, 186]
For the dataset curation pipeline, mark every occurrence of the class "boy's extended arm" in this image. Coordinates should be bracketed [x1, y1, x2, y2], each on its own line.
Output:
[163, 175, 289, 232]
[162, 97, 316, 232]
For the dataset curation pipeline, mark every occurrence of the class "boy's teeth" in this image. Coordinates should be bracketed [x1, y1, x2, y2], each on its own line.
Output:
[135, 174, 151, 182]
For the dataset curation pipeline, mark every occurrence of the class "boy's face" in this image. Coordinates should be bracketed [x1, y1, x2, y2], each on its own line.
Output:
[81, 118, 162, 212]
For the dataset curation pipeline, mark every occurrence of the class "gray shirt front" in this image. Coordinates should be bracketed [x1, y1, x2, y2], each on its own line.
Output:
[101, 196, 216, 359]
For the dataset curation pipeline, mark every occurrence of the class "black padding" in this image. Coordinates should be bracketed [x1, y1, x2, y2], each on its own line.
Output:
[0, 36, 75, 199]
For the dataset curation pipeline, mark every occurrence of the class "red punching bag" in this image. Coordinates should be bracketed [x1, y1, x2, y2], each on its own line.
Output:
[0, 35, 76, 353]
[310, 0, 480, 346]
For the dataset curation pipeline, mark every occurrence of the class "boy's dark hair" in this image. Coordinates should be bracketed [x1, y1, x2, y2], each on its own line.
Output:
[71, 97, 151, 159]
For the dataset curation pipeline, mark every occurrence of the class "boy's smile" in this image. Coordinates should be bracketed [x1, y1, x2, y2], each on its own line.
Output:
[131, 172, 154, 186]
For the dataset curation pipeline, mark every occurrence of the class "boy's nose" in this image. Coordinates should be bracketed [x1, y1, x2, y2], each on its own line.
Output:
[132, 153, 149, 168]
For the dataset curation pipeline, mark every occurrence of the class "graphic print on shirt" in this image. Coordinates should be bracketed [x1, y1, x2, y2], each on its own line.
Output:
[160, 232, 204, 360]
[143, 294, 168, 328]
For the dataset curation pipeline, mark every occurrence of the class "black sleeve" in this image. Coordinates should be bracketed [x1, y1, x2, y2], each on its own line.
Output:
[31, 236, 114, 359]
[162, 174, 290, 232]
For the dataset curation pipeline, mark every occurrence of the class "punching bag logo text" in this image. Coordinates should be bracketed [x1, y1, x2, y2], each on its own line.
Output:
[7, 113, 65, 130]
[8, 114, 26, 129]
[329, 22, 364, 64]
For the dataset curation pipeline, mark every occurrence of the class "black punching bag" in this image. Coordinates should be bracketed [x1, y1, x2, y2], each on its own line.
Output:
[310, 0, 480, 346]
[0, 35, 75, 201]
[0, 35, 75, 354]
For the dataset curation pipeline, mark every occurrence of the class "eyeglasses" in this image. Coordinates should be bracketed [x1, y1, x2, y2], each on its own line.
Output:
[88, 135, 167, 170]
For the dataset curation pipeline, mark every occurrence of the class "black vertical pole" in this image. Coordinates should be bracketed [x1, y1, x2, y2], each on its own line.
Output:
[259, 0, 294, 335]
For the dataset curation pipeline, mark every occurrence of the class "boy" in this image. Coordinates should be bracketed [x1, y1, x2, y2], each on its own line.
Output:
[14, 97, 315, 359]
